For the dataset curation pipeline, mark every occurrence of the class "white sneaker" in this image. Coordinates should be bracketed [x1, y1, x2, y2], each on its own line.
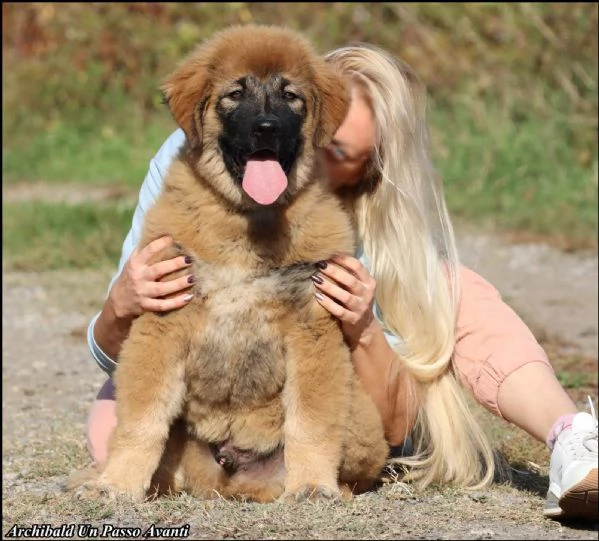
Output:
[544, 399, 598, 521]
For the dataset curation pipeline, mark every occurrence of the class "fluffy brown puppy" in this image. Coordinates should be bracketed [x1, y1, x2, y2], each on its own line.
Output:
[71, 24, 388, 504]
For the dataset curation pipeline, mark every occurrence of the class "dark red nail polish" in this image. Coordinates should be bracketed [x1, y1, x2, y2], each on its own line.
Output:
[315, 260, 328, 270]
[311, 273, 324, 285]
[184, 255, 192, 264]
[187, 275, 195, 284]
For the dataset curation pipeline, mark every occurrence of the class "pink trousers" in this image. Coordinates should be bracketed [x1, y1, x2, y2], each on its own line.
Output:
[86, 265, 553, 464]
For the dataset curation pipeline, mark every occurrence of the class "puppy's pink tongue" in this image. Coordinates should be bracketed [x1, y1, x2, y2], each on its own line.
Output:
[242, 158, 288, 205]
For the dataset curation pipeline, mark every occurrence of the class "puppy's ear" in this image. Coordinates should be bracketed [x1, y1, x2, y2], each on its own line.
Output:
[161, 51, 212, 149]
[312, 63, 350, 148]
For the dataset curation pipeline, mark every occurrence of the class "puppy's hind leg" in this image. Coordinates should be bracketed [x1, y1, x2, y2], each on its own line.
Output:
[338, 378, 388, 496]
[148, 419, 190, 498]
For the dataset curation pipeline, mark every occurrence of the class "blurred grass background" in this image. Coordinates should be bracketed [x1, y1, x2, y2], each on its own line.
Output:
[2, 2, 598, 271]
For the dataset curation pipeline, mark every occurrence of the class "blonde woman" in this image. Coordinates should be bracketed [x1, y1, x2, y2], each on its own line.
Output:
[86, 43, 598, 521]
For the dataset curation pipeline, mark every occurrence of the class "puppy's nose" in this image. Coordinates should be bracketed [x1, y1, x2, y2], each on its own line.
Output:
[253, 115, 281, 144]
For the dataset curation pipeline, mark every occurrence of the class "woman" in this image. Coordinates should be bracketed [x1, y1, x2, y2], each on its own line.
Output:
[87, 43, 597, 520]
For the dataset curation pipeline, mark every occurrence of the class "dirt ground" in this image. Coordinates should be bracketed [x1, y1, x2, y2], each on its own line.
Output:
[2, 224, 598, 539]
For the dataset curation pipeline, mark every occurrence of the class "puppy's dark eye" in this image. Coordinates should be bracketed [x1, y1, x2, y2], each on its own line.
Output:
[228, 90, 243, 100]
[282, 91, 298, 101]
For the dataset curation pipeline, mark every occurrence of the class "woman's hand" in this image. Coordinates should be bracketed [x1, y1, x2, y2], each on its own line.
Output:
[110, 235, 195, 319]
[311, 254, 378, 349]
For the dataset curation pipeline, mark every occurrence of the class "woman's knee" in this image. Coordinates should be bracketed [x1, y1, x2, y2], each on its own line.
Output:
[86, 379, 117, 466]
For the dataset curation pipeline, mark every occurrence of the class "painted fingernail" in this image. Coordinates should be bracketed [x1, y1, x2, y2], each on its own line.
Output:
[187, 275, 195, 284]
[184, 293, 194, 302]
[314, 291, 324, 301]
[311, 273, 324, 285]
[315, 260, 328, 270]
[184, 255, 192, 264]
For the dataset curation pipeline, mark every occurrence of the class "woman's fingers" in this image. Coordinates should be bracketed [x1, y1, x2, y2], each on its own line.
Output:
[311, 254, 378, 342]
[330, 253, 373, 284]
[146, 255, 192, 282]
[134, 236, 192, 281]
[137, 235, 175, 262]
[312, 255, 376, 310]
[312, 273, 357, 313]
[122, 235, 198, 314]
[140, 292, 194, 313]
[143, 273, 195, 299]
[315, 258, 363, 294]
[314, 289, 354, 322]
[132, 235, 195, 292]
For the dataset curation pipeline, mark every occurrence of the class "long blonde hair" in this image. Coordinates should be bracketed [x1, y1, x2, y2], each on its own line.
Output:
[325, 44, 495, 489]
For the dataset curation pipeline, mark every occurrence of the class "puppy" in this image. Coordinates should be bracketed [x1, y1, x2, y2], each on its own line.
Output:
[70, 24, 388, 504]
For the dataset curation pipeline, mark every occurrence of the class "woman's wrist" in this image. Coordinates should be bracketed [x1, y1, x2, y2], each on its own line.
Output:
[104, 293, 136, 335]
[93, 285, 137, 363]
[350, 316, 380, 350]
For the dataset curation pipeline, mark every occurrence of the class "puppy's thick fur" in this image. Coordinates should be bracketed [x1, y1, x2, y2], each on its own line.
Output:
[71, 24, 388, 503]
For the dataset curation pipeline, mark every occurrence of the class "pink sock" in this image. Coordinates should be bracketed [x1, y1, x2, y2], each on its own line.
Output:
[546, 413, 576, 450]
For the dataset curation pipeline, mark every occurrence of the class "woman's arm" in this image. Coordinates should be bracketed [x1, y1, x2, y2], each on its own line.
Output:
[88, 129, 190, 374]
[349, 320, 419, 446]
[312, 254, 419, 445]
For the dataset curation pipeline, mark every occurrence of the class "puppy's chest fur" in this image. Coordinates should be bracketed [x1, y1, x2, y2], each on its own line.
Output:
[183, 261, 316, 407]
[140, 160, 355, 425]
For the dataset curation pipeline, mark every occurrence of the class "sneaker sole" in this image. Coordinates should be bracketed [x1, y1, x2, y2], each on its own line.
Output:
[545, 468, 598, 521]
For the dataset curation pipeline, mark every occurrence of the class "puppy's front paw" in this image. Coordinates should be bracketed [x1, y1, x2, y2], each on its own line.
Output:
[282, 483, 342, 503]
[65, 467, 128, 502]
[72, 479, 117, 503]
[64, 466, 101, 493]
[71, 473, 147, 503]
[100, 475, 148, 503]
[92, 456, 154, 503]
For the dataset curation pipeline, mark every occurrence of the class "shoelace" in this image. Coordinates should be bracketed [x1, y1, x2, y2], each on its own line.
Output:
[562, 396, 598, 459]
[568, 396, 599, 458]
[582, 395, 598, 454]
[588, 395, 597, 424]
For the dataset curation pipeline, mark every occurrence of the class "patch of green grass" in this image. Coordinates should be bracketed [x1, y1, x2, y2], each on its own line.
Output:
[556, 370, 596, 390]
[2, 201, 134, 271]
[431, 97, 597, 249]
[2, 115, 177, 187]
